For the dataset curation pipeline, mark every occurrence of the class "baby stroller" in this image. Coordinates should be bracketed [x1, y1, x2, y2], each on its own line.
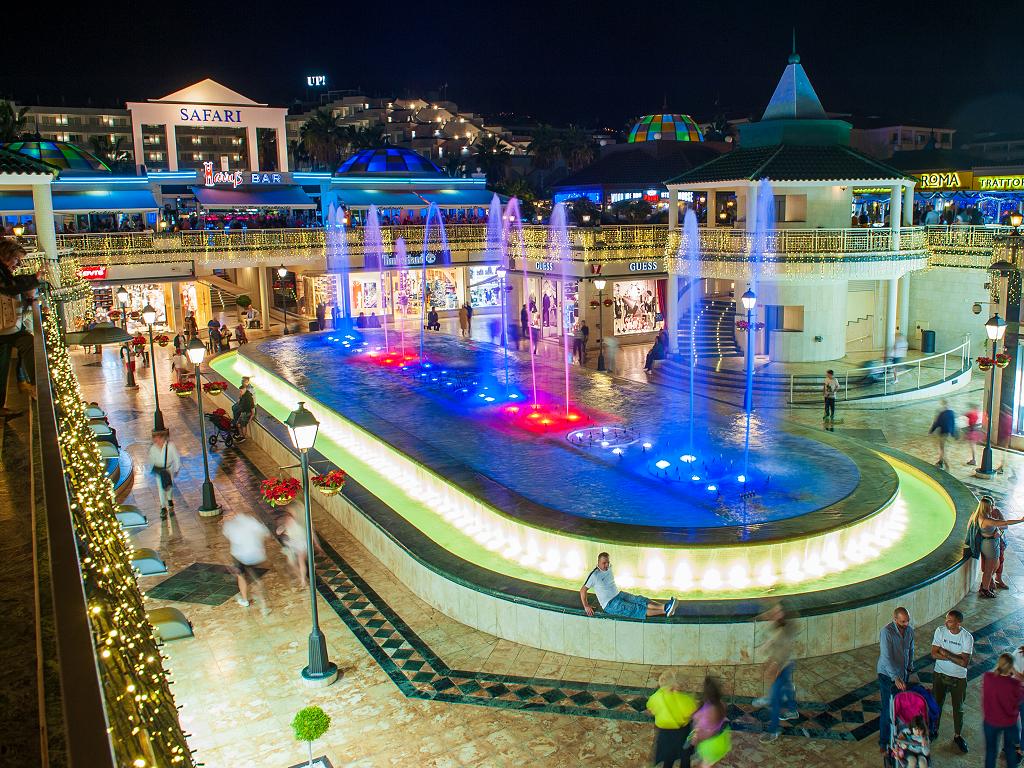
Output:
[886, 689, 933, 767]
[205, 408, 240, 448]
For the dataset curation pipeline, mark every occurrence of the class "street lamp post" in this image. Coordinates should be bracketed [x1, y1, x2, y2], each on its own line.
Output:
[594, 278, 607, 372]
[142, 303, 165, 432]
[116, 284, 129, 330]
[278, 266, 289, 335]
[978, 313, 1007, 477]
[285, 402, 339, 688]
[186, 338, 221, 516]
[741, 289, 757, 414]
[497, 266, 510, 393]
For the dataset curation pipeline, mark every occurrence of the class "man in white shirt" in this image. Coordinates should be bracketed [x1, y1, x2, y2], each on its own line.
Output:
[223, 508, 271, 615]
[930, 609, 972, 753]
[579, 552, 676, 619]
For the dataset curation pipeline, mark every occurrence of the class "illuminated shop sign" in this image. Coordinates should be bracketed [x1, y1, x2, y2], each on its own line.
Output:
[178, 106, 243, 123]
[306, 75, 327, 87]
[534, 261, 556, 272]
[78, 265, 107, 280]
[202, 162, 283, 188]
[917, 171, 970, 190]
[629, 261, 659, 272]
[382, 251, 439, 268]
[977, 175, 1024, 190]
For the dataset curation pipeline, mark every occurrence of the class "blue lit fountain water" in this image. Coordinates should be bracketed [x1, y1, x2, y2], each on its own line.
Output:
[419, 202, 451, 361]
[364, 204, 389, 352]
[326, 202, 351, 328]
[549, 202, 573, 415]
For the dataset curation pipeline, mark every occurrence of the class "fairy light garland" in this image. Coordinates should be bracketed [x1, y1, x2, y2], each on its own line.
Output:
[42, 308, 195, 768]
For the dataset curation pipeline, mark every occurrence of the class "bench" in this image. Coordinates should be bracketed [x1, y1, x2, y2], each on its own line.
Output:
[148, 607, 194, 641]
[130, 548, 167, 576]
[116, 504, 147, 530]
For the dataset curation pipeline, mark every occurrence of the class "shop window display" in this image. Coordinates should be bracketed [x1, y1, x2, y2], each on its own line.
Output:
[613, 279, 659, 335]
[468, 266, 501, 308]
[389, 269, 462, 315]
[350, 276, 387, 314]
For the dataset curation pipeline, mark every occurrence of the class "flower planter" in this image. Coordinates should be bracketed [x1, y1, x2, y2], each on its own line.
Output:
[206, 387, 223, 396]
[175, 390, 193, 398]
[996, 359, 1010, 369]
[266, 497, 293, 508]
[316, 485, 344, 497]
[157, 340, 169, 347]
[978, 362, 994, 372]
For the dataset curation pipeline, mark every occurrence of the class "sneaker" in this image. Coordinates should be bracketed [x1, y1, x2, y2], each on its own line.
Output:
[935, 460, 944, 468]
[953, 735, 969, 753]
[260, 604, 271, 617]
[966, 459, 976, 466]
[996, 581, 1011, 590]
[665, 597, 676, 616]
[159, 508, 167, 521]
[752, 697, 770, 709]
[781, 710, 800, 721]
[235, 596, 250, 607]
[979, 589, 996, 599]
[759, 731, 780, 744]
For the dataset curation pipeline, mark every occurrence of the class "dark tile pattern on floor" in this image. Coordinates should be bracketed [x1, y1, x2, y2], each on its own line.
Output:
[147, 562, 266, 606]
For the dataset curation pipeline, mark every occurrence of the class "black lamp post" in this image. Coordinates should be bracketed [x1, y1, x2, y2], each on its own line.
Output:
[116, 284, 129, 330]
[285, 401, 339, 687]
[278, 265, 289, 335]
[978, 313, 1007, 477]
[594, 278, 607, 372]
[142, 303, 165, 432]
[186, 338, 220, 516]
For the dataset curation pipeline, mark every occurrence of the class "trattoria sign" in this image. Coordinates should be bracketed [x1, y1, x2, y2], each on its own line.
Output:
[977, 174, 1024, 191]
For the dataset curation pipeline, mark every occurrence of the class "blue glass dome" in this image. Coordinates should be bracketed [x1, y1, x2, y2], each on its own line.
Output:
[0, 140, 111, 173]
[337, 147, 444, 176]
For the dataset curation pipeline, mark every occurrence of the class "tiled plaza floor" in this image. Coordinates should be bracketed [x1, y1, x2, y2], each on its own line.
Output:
[74, 333, 1024, 767]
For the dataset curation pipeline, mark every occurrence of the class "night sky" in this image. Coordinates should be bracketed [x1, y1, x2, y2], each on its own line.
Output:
[4, 1, 1022, 135]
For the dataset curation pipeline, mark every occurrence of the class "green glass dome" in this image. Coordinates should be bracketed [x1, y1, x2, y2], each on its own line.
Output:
[627, 114, 704, 143]
[0, 140, 111, 173]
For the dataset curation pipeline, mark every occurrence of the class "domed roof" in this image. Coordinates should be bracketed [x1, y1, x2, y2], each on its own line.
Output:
[337, 147, 444, 176]
[0, 140, 111, 173]
[627, 114, 704, 143]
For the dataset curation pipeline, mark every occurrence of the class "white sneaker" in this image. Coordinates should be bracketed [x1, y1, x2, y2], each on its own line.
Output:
[752, 697, 770, 708]
[781, 710, 800, 721]
[236, 596, 250, 607]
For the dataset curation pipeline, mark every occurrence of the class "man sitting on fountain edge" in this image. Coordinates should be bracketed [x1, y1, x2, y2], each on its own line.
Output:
[580, 552, 677, 619]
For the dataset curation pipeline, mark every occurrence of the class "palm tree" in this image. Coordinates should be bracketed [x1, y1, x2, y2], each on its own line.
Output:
[89, 135, 131, 172]
[560, 126, 595, 171]
[472, 135, 511, 187]
[612, 198, 653, 223]
[527, 125, 561, 187]
[0, 100, 29, 143]
[571, 197, 601, 227]
[349, 124, 389, 150]
[444, 152, 467, 178]
[299, 109, 343, 170]
[497, 178, 537, 219]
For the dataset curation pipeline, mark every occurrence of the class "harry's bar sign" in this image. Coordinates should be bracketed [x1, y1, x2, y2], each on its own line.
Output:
[203, 162, 283, 188]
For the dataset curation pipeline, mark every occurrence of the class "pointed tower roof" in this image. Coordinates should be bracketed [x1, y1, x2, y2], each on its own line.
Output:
[150, 78, 264, 106]
[761, 52, 827, 121]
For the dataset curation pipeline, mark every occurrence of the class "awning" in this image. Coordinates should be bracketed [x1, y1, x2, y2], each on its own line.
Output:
[334, 190, 427, 209]
[416, 189, 501, 207]
[0, 189, 159, 215]
[191, 185, 317, 209]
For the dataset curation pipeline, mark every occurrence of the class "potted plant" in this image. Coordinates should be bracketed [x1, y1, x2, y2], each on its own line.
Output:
[107, 309, 121, 321]
[311, 468, 346, 497]
[260, 476, 300, 507]
[290, 706, 331, 768]
[154, 334, 170, 347]
[170, 381, 195, 397]
[203, 380, 229, 395]
[977, 356, 995, 372]
[995, 352, 1011, 369]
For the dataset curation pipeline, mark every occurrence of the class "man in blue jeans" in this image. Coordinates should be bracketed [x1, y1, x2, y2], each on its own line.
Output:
[877, 607, 915, 753]
[757, 602, 798, 743]
[580, 552, 677, 619]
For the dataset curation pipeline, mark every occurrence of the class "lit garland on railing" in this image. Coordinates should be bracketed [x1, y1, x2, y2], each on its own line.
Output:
[41, 308, 195, 768]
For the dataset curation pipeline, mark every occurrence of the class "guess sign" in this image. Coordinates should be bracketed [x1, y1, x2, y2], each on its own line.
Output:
[78, 265, 107, 280]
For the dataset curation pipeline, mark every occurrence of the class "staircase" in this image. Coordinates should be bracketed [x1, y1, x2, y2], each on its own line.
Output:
[676, 299, 742, 360]
[208, 286, 234, 314]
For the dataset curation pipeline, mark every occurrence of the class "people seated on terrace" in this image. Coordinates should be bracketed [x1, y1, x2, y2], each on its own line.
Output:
[580, 552, 677, 619]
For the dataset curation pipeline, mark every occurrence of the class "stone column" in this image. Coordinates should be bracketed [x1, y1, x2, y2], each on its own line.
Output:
[132, 120, 145, 173]
[170, 282, 184, 330]
[898, 272, 910, 336]
[667, 188, 679, 230]
[30, 183, 58, 265]
[885, 277, 898, 353]
[164, 124, 178, 171]
[665, 276, 679, 354]
[746, 181, 758, 228]
[246, 125, 260, 171]
[903, 185, 915, 226]
[276, 127, 289, 172]
[258, 266, 271, 330]
[890, 185, 903, 251]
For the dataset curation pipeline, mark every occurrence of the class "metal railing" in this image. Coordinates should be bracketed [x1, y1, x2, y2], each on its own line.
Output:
[787, 336, 972, 404]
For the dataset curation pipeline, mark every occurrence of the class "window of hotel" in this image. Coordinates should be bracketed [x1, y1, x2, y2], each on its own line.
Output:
[765, 305, 804, 332]
[783, 194, 807, 222]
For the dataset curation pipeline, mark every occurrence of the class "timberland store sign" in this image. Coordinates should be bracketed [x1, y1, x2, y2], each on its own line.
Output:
[917, 171, 971, 190]
[977, 174, 1024, 190]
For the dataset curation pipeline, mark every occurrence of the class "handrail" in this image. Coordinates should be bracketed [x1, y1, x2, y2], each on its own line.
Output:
[32, 302, 117, 767]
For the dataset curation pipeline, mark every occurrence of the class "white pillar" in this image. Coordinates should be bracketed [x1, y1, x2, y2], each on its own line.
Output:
[746, 182, 758, 229]
[665, 275, 679, 354]
[164, 123, 178, 171]
[885, 277, 898, 352]
[132, 121, 145, 173]
[667, 188, 679, 230]
[246, 125, 260, 171]
[276, 128, 289, 172]
[890, 185, 903, 250]
[170, 283, 184, 331]
[31, 182, 58, 263]
[258, 266, 271, 330]
[898, 272, 910, 337]
[903, 185, 914, 226]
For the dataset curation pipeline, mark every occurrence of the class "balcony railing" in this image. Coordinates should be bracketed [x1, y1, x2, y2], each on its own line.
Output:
[16, 224, 1012, 270]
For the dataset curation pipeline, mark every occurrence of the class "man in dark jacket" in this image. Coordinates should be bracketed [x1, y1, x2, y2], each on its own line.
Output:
[0, 239, 41, 415]
[877, 607, 915, 753]
[929, 400, 957, 469]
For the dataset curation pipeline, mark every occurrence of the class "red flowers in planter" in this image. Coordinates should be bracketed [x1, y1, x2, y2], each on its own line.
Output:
[735, 320, 766, 331]
[311, 468, 347, 496]
[260, 476, 300, 507]
[202, 380, 229, 394]
[170, 381, 195, 396]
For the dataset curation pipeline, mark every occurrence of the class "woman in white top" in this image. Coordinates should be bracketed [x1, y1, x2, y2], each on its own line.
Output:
[170, 351, 191, 384]
[148, 430, 181, 519]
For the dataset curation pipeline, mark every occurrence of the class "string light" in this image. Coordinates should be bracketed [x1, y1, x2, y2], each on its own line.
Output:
[41, 309, 195, 767]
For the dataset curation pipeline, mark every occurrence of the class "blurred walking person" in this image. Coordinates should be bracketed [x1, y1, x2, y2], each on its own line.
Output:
[930, 400, 956, 469]
[148, 429, 180, 520]
[223, 508, 271, 615]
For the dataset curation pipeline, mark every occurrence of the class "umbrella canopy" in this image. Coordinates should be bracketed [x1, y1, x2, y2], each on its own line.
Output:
[65, 322, 132, 346]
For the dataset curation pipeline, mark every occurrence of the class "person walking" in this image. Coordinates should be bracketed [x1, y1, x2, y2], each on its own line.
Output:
[983, 653, 1024, 768]
[757, 602, 798, 743]
[465, 302, 473, 336]
[964, 403, 984, 466]
[689, 676, 731, 767]
[877, 607, 915, 754]
[0, 239, 40, 414]
[276, 505, 314, 588]
[930, 609, 973, 753]
[222, 508, 271, 615]
[929, 400, 957, 469]
[580, 320, 590, 363]
[822, 369, 839, 423]
[458, 304, 469, 338]
[520, 304, 528, 343]
[172, 328, 186, 355]
[967, 496, 1024, 598]
[646, 669, 698, 768]
[148, 429, 181, 521]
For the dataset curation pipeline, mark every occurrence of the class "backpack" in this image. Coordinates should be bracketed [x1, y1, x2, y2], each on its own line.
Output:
[965, 519, 982, 559]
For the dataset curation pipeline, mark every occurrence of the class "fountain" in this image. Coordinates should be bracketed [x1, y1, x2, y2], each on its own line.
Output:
[549, 202, 572, 415]
[364, 205, 389, 352]
[503, 197, 539, 407]
[325, 203, 351, 328]
[419, 203, 451, 361]
[681, 209, 700, 458]
[486, 194, 510, 393]
[394, 238, 409, 358]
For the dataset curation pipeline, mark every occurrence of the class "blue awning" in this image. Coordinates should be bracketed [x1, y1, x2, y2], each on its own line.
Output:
[334, 189, 427, 209]
[191, 185, 316, 209]
[0, 189, 159, 214]
[416, 189, 502, 207]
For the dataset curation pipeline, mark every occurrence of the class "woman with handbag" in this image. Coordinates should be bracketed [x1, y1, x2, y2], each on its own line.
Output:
[967, 497, 1024, 598]
[148, 430, 181, 520]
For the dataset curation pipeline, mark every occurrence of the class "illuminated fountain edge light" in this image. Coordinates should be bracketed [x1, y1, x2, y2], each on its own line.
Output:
[212, 352, 958, 601]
